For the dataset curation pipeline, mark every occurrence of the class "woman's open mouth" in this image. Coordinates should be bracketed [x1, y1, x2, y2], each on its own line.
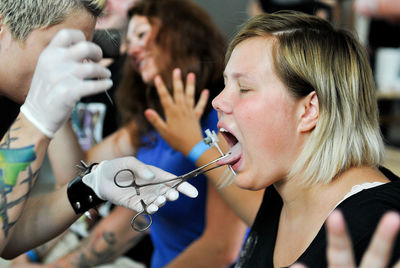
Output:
[217, 127, 242, 168]
[132, 55, 148, 73]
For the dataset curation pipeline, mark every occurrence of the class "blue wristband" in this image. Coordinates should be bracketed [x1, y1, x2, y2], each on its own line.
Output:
[188, 140, 210, 163]
[26, 249, 39, 262]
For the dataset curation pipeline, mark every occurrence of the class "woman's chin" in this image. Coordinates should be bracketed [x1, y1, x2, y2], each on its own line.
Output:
[233, 172, 259, 190]
[141, 73, 156, 85]
[140, 68, 158, 85]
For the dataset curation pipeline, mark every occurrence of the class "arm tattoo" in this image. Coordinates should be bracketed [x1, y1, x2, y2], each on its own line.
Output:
[0, 120, 38, 237]
[72, 231, 119, 268]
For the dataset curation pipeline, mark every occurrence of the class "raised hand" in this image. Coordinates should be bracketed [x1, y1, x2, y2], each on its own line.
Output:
[290, 210, 400, 268]
[144, 68, 209, 155]
[20, 29, 113, 139]
[326, 210, 400, 268]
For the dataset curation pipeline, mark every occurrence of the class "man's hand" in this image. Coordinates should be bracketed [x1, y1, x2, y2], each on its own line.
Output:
[82, 156, 198, 213]
[20, 29, 113, 138]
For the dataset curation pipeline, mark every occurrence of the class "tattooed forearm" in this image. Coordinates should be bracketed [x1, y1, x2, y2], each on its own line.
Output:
[0, 166, 39, 237]
[0, 118, 20, 149]
[0, 122, 38, 237]
[71, 231, 119, 268]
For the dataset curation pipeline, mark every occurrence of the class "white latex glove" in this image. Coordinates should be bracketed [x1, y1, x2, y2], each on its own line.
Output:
[20, 29, 113, 138]
[82, 156, 198, 213]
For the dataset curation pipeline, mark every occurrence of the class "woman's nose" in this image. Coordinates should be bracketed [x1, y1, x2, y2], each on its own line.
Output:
[127, 41, 141, 57]
[212, 88, 232, 114]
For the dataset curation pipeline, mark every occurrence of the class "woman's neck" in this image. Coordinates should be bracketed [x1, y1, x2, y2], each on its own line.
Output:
[274, 166, 389, 221]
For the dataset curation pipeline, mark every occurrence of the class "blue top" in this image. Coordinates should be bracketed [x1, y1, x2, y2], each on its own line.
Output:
[136, 109, 219, 268]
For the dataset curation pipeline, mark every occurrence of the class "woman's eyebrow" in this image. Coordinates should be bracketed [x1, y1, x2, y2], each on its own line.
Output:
[224, 71, 254, 81]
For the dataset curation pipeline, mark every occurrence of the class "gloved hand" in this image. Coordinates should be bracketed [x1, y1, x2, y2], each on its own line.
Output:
[20, 29, 113, 138]
[82, 156, 198, 213]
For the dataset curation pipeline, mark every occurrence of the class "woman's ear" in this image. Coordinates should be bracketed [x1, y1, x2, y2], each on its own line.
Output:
[298, 91, 319, 133]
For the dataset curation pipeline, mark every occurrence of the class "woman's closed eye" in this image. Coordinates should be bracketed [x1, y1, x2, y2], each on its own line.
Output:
[239, 88, 252, 93]
[238, 81, 254, 94]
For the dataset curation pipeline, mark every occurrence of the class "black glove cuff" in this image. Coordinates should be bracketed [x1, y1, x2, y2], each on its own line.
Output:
[67, 162, 104, 214]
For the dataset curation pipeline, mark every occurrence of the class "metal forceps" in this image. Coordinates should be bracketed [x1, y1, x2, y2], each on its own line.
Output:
[113, 153, 231, 232]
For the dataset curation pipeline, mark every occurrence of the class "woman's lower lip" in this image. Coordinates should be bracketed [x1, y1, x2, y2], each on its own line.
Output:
[231, 157, 242, 171]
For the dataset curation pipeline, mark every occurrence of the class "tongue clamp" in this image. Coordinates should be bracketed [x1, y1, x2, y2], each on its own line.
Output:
[203, 129, 236, 187]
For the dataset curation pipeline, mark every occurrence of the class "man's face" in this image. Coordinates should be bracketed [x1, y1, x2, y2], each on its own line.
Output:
[0, 9, 96, 103]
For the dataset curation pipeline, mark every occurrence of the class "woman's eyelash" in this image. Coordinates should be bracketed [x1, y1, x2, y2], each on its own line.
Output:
[240, 88, 251, 93]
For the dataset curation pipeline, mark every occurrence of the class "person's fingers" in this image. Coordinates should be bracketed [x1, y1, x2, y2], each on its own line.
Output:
[172, 68, 185, 106]
[326, 210, 356, 268]
[165, 188, 179, 201]
[154, 75, 174, 111]
[74, 62, 111, 80]
[154, 195, 167, 207]
[144, 108, 167, 133]
[175, 182, 198, 198]
[146, 204, 159, 214]
[194, 89, 209, 119]
[185, 72, 196, 108]
[360, 212, 400, 268]
[48, 29, 86, 48]
[73, 79, 113, 100]
[66, 41, 104, 63]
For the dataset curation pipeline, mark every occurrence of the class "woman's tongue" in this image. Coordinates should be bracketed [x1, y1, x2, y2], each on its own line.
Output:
[217, 142, 242, 166]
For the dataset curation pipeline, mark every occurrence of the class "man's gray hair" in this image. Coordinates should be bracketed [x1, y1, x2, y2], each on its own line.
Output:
[0, 0, 106, 41]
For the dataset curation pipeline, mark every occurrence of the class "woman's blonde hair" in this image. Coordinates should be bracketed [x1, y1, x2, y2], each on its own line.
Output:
[0, 0, 107, 41]
[227, 12, 384, 185]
